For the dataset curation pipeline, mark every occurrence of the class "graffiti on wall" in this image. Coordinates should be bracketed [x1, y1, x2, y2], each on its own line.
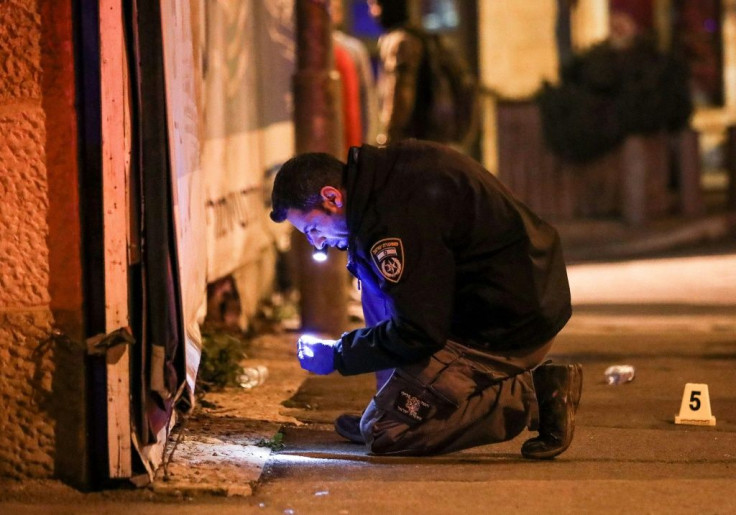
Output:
[205, 184, 263, 238]
[201, 0, 295, 280]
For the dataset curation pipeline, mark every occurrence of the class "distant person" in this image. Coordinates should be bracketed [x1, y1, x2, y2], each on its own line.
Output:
[608, 8, 641, 50]
[331, 0, 379, 147]
[368, 0, 425, 145]
[270, 140, 582, 458]
[368, 0, 477, 149]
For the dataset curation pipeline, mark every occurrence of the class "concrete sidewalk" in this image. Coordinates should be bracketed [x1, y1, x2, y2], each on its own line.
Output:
[1, 219, 734, 513]
[4, 315, 734, 513]
[0, 299, 736, 515]
[253, 308, 736, 514]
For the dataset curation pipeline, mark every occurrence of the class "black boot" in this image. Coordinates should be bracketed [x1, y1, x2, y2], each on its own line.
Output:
[335, 413, 365, 444]
[521, 363, 583, 459]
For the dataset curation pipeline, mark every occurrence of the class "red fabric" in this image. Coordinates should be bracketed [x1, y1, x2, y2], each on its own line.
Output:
[335, 42, 363, 155]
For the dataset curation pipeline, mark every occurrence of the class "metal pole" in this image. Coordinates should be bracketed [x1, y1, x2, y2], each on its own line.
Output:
[292, 0, 348, 335]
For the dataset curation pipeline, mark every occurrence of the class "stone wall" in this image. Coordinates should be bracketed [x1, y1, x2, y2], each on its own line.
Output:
[0, 0, 56, 478]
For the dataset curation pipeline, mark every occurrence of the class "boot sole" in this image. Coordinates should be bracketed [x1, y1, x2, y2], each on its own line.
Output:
[521, 364, 583, 459]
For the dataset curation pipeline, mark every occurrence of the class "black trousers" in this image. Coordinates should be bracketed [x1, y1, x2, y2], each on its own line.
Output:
[360, 339, 553, 455]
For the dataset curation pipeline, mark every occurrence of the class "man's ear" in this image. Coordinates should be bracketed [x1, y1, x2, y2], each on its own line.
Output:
[320, 186, 344, 212]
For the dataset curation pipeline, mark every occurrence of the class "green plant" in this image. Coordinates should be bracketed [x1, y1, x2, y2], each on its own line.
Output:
[255, 432, 285, 451]
[197, 329, 249, 391]
[537, 37, 693, 163]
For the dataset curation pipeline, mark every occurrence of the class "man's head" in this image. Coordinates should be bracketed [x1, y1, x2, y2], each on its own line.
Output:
[367, 0, 409, 30]
[330, 0, 345, 28]
[270, 153, 350, 251]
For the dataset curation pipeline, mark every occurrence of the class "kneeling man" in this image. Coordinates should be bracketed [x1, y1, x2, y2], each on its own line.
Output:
[270, 140, 582, 458]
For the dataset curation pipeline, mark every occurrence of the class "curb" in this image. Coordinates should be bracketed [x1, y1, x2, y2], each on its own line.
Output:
[562, 213, 736, 262]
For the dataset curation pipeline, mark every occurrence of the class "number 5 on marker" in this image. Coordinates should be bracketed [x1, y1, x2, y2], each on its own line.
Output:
[675, 383, 716, 426]
[689, 390, 702, 411]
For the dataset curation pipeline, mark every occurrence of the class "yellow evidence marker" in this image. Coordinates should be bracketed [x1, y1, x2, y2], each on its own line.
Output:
[675, 383, 716, 426]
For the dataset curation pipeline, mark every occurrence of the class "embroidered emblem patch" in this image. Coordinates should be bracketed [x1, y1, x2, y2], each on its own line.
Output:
[394, 390, 431, 422]
[370, 238, 404, 283]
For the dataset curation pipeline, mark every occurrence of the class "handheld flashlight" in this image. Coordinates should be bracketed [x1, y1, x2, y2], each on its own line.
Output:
[312, 247, 328, 262]
[297, 334, 320, 359]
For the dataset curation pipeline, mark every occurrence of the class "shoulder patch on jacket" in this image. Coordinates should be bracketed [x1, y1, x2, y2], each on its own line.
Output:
[370, 238, 404, 283]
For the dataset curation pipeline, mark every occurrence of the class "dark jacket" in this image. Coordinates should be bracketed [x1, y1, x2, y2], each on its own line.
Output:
[376, 28, 426, 143]
[335, 141, 571, 375]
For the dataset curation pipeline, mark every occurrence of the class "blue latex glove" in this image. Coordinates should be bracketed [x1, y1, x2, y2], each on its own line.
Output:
[297, 334, 338, 375]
